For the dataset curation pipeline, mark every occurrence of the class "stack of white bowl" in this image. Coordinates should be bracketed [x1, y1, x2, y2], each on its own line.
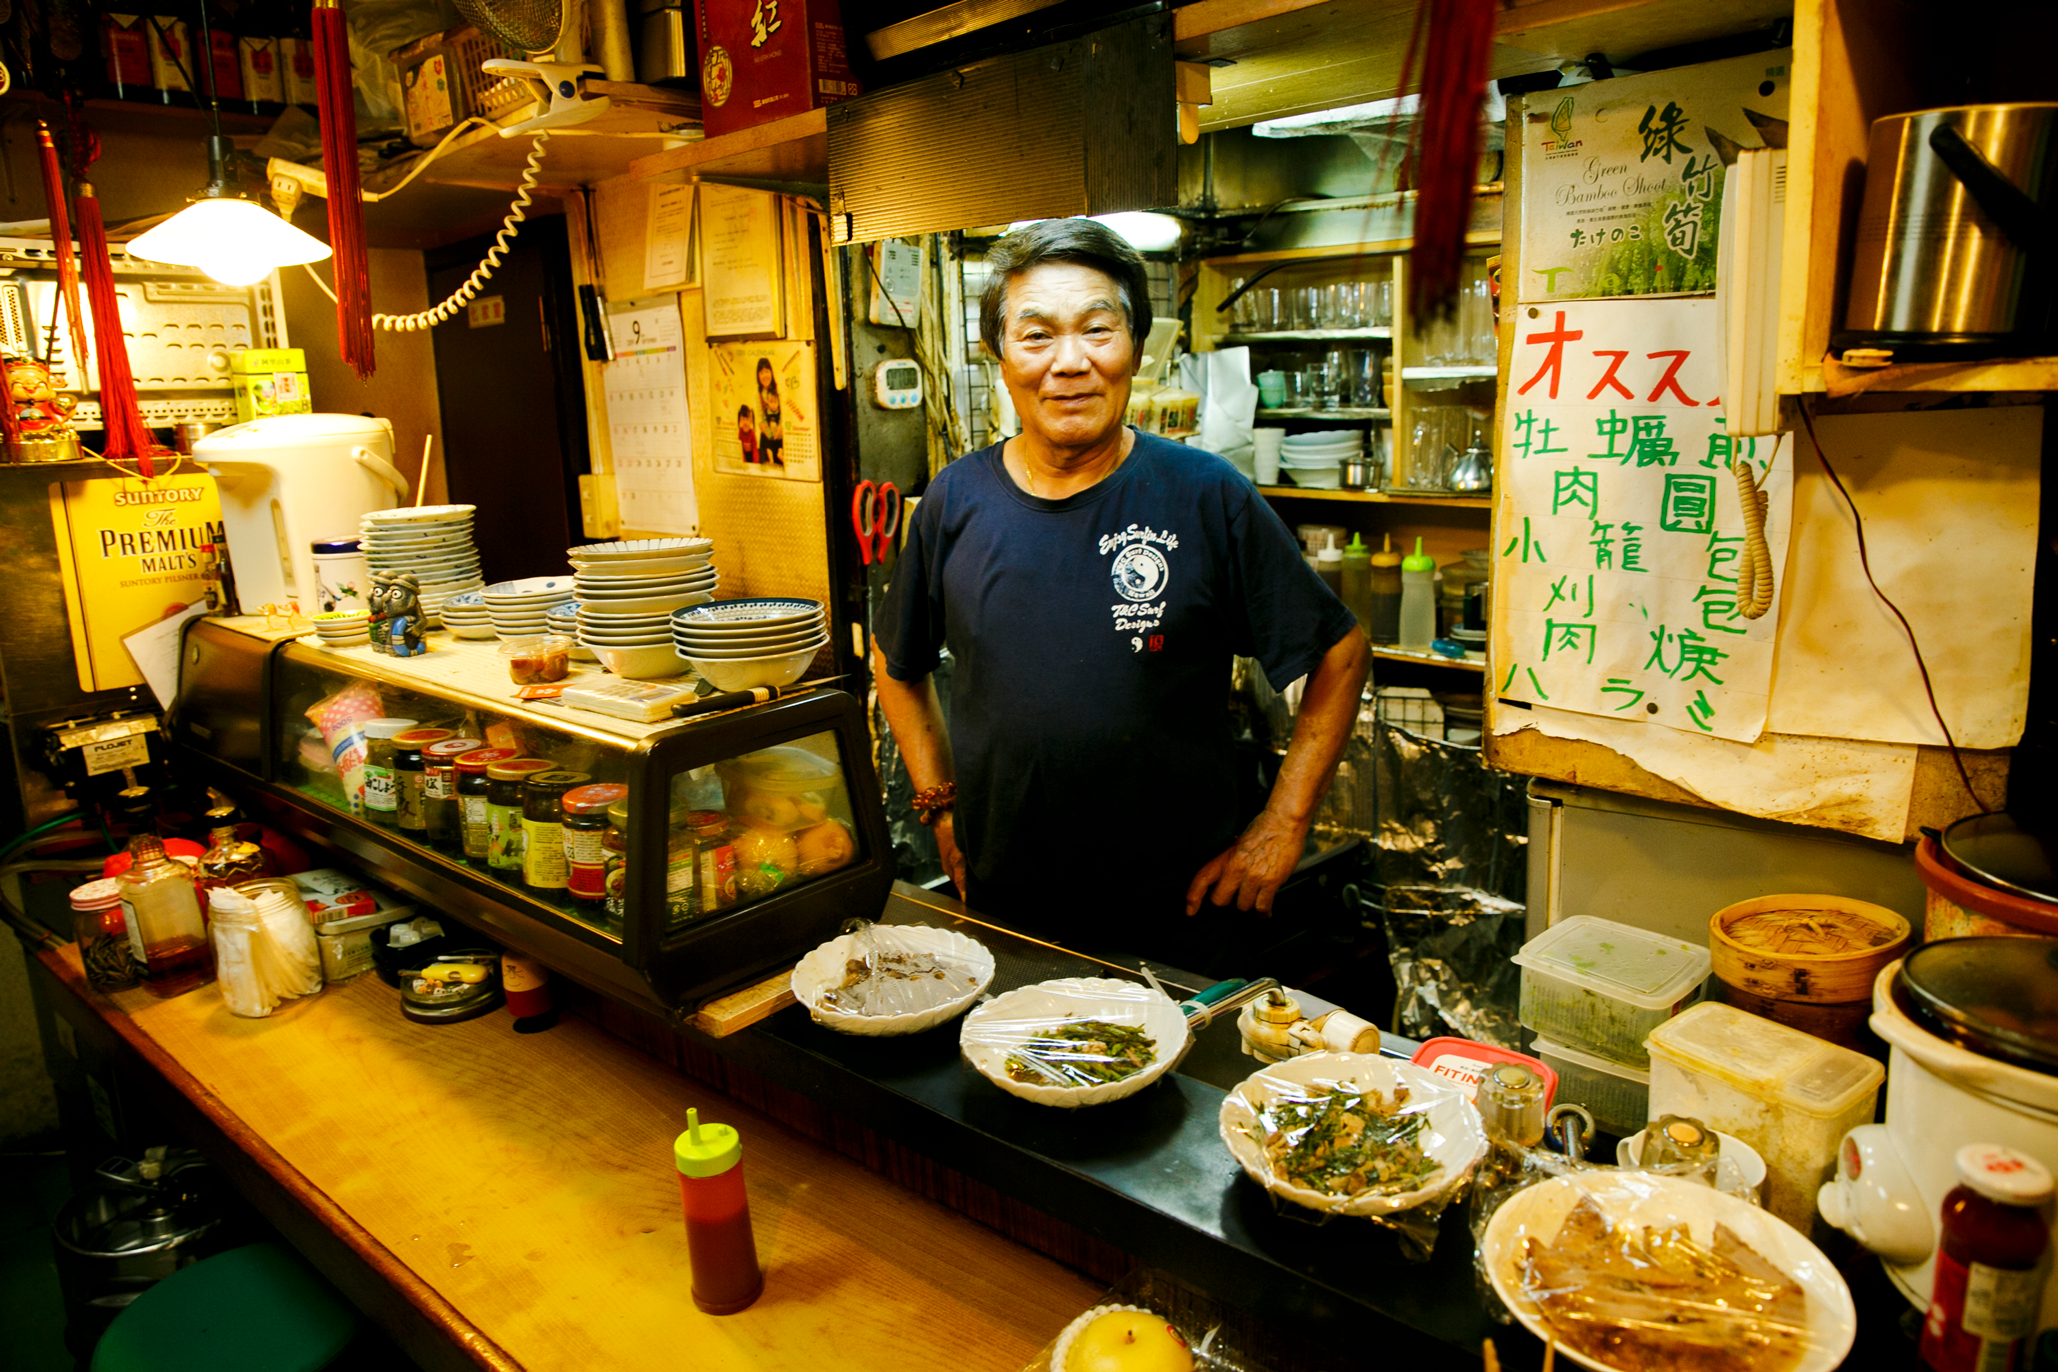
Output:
[358, 505, 485, 622]
[544, 600, 593, 659]
[309, 608, 371, 647]
[483, 575, 579, 639]
[1280, 430, 1364, 490]
[569, 538, 717, 680]
[672, 599, 829, 691]
[437, 591, 495, 640]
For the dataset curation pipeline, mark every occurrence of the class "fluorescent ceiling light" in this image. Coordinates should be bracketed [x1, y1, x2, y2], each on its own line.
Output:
[1003, 212, 1184, 252]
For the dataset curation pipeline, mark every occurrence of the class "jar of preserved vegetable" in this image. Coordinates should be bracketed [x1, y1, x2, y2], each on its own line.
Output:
[562, 783, 628, 902]
[72, 877, 139, 992]
[685, 809, 737, 917]
[603, 798, 631, 923]
[486, 758, 555, 874]
[359, 719, 418, 828]
[422, 738, 484, 850]
[522, 770, 590, 893]
[457, 749, 519, 862]
[391, 728, 452, 838]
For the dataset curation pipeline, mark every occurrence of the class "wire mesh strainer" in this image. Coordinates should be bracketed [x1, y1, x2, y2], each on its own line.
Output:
[452, 0, 563, 56]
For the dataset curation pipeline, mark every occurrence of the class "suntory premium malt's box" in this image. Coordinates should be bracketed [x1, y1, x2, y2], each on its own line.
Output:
[694, 0, 860, 140]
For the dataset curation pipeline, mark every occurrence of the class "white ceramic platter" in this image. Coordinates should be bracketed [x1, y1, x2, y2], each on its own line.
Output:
[792, 926, 996, 1036]
[960, 977, 1191, 1108]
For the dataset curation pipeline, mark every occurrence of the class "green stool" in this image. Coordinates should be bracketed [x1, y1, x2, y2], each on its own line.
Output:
[92, 1241, 363, 1372]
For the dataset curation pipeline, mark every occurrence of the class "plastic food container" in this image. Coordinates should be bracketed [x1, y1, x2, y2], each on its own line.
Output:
[499, 635, 573, 684]
[1644, 1002, 1884, 1233]
[1528, 1035, 1649, 1139]
[1513, 915, 1710, 1066]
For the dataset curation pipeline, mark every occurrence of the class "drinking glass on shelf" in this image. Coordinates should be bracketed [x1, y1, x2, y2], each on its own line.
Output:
[1319, 283, 1347, 330]
[1281, 370, 1311, 409]
[1249, 287, 1278, 332]
[1228, 277, 1254, 331]
[1346, 349, 1377, 407]
[1458, 268, 1495, 364]
[1408, 407, 1457, 490]
[1312, 354, 1343, 410]
[1295, 285, 1322, 331]
[1368, 278, 1393, 327]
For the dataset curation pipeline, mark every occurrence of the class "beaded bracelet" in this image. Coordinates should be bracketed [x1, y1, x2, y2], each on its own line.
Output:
[912, 782, 956, 826]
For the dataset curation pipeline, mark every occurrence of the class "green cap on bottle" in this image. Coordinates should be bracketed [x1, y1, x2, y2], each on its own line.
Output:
[1401, 536, 1435, 572]
[1343, 533, 1370, 562]
[673, 1107, 743, 1178]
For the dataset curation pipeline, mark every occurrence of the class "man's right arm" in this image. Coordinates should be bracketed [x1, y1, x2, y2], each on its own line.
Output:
[871, 644, 967, 892]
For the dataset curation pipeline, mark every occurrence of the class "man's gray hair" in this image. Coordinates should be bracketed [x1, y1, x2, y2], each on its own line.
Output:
[978, 218, 1152, 360]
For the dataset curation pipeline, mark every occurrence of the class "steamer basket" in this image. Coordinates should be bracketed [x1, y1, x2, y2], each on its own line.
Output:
[1709, 894, 1911, 1005]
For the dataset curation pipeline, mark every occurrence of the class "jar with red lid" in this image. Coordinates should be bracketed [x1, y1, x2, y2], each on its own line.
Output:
[391, 728, 453, 838]
[456, 749, 519, 862]
[421, 738, 484, 850]
[72, 877, 139, 992]
[1921, 1143, 2054, 1372]
[561, 783, 628, 904]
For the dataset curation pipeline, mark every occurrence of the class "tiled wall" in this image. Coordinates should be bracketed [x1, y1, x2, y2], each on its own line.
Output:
[957, 249, 1179, 453]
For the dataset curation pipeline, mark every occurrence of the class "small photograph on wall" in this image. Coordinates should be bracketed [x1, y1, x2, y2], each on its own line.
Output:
[712, 340, 819, 482]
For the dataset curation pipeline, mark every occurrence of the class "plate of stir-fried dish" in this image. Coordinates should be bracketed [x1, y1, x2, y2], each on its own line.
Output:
[1481, 1171, 1855, 1372]
[961, 977, 1192, 1107]
[1218, 1053, 1487, 1216]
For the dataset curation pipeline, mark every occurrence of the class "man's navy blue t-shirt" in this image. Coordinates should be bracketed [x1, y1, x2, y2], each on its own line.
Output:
[876, 431, 1357, 943]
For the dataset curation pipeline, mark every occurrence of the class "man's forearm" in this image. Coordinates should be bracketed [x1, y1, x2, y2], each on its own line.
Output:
[1265, 629, 1371, 828]
[872, 645, 955, 791]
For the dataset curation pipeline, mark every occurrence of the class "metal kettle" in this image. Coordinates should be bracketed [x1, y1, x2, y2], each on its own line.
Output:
[1837, 103, 2058, 363]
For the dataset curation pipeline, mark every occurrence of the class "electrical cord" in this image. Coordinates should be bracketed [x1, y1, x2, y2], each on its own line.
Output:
[301, 131, 552, 332]
[1798, 400, 1987, 813]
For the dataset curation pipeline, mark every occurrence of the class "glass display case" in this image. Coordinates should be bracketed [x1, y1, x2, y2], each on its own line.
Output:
[170, 620, 895, 1013]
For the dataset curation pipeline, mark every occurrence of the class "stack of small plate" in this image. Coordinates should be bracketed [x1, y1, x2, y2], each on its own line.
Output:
[671, 599, 829, 691]
[358, 505, 485, 620]
[309, 609, 371, 647]
[437, 591, 496, 640]
[544, 601, 594, 660]
[569, 538, 718, 677]
[483, 576, 579, 639]
[1280, 430, 1364, 490]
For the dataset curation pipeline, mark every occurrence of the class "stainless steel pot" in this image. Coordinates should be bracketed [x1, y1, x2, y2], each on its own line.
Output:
[1838, 103, 2058, 362]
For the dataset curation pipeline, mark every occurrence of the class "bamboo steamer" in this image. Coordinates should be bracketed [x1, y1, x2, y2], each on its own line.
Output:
[1709, 895, 1913, 1005]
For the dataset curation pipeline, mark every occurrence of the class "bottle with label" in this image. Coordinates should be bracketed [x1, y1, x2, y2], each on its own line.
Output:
[673, 1108, 764, 1315]
[422, 738, 485, 850]
[1339, 532, 1373, 636]
[1922, 1143, 2053, 1372]
[1398, 536, 1437, 651]
[360, 719, 419, 829]
[1366, 533, 1403, 644]
[116, 835, 214, 998]
[391, 728, 452, 840]
[486, 758, 555, 876]
[522, 771, 590, 894]
[457, 748, 519, 862]
[197, 820, 266, 892]
[562, 783, 628, 904]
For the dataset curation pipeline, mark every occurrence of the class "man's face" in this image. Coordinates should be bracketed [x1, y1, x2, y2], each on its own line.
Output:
[997, 261, 1136, 452]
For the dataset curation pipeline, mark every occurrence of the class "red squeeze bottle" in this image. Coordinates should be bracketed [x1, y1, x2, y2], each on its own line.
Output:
[1920, 1143, 2053, 1372]
[673, 1108, 764, 1314]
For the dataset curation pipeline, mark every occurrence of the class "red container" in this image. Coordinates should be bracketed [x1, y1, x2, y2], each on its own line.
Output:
[1411, 1036, 1559, 1106]
[694, 0, 859, 140]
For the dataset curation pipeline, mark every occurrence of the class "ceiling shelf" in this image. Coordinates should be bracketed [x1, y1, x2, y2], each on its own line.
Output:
[1401, 365, 1496, 382]
[1257, 485, 1489, 508]
[629, 106, 828, 187]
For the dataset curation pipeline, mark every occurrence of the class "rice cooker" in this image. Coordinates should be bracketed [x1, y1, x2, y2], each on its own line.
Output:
[1818, 940, 2058, 1323]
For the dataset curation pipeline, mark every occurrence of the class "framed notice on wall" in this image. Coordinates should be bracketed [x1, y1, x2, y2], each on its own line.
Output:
[49, 472, 224, 692]
[712, 341, 819, 482]
[701, 183, 784, 337]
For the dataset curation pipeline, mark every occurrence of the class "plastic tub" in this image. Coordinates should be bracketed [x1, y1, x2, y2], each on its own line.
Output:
[1513, 915, 1710, 1066]
[1644, 1001, 1884, 1234]
[1528, 1035, 1649, 1138]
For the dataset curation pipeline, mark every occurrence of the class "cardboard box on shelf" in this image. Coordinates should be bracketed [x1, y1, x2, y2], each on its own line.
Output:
[230, 347, 311, 422]
[694, 0, 859, 140]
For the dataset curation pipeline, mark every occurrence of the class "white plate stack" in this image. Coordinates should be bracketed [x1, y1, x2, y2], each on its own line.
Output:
[544, 600, 594, 659]
[671, 599, 829, 691]
[437, 591, 495, 640]
[570, 537, 718, 654]
[1280, 430, 1364, 490]
[358, 505, 485, 621]
[483, 575, 579, 639]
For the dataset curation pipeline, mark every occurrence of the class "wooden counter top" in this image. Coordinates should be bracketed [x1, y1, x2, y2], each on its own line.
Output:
[38, 947, 1097, 1372]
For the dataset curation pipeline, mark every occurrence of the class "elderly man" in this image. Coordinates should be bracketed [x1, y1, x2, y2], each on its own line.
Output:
[874, 218, 1369, 962]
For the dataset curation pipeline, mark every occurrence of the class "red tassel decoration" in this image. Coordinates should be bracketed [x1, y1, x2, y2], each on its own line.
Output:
[33, 122, 92, 391]
[1398, 0, 1496, 323]
[75, 184, 165, 477]
[312, 0, 374, 377]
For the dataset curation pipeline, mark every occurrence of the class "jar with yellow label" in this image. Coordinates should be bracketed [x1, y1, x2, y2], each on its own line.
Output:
[562, 783, 627, 903]
[521, 770, 589, 893]
[486, 757, 555, 876]
[457, 749, 519, 862]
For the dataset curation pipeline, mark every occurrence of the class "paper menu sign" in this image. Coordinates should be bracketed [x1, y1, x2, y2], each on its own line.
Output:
[1517, 50, 1791, 302]
[1490, 297, 1791, 743]
[603, 295, 698, 534]
[700, 183, 784, 337]
[49, 473, 224, 693]
[644, 182, 696, 291]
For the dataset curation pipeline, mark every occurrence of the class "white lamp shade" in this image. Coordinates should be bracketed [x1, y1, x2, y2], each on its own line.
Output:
[128, 198, 332, 287]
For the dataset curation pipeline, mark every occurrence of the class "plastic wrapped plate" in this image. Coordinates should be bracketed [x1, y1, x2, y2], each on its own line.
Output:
[1218, 1052, 1487, 1217]
[960, 977, 1191, 1107]
[791, 925, 995, 1036]
[1480, 1171, 1857, 1372]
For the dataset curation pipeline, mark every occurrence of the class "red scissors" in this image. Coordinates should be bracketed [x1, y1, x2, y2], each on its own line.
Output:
[851, 480, 902, 567]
